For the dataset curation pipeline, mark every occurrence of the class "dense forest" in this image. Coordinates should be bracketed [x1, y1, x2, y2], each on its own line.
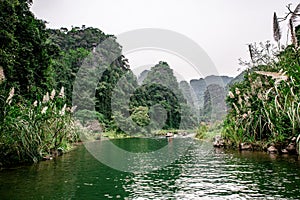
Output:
[0, 0, 200, 166]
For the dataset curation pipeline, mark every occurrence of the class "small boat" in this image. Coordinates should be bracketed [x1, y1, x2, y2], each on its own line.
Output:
[166, 132, 174, 137]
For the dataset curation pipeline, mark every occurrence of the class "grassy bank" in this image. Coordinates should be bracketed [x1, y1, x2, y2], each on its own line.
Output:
[0, 88, 80, 167]
[195, 122, 222, 141]
[222, 7, 300, 154]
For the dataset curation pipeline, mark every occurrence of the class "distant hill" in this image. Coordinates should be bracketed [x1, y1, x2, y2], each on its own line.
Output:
[179, 80, 197, 107]
[137, 70, 149, 85]
[226, 70, 247, 90]
[202, 84, 227, 122]
[190, 75, 233, 109]
[137, 71, 235, 122]
[225, 67, 263, 91]
[134, 61, 197, 129]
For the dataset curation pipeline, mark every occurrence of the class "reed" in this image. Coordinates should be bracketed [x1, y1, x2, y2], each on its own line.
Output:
[223, 41, 300, 149]
[0, 87, 79, 165]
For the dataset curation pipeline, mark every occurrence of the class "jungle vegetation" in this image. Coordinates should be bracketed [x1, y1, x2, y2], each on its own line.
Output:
[0, 0, 197, 166]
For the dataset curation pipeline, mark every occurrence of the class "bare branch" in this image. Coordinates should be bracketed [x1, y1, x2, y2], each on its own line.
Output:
[278, 3, 300, 22]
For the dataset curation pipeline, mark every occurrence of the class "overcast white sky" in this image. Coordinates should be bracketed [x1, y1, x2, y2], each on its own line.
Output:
[31, 0, 297, 80]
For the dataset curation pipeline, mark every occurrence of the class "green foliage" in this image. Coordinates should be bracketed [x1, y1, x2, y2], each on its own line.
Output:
[0, 88, 78, 166]
[195, 123, 208, 140]
[130, 83, 182, 129]
[48, 26, 110, 104]
[48, 26, 108, 52]
[0, 0, 58, 98]
[131, 106, 150, 127]
[0, 1, 201, 167]
[130, 61, 197, 130]
[75, 109, 106, 126]
[195, 122, 222, 140]
[223, 5, 300, 149]
[96, 63, 135, 121]
[223, 35, 300, 147]
[0, 2, 95, 166]
[52, 47, 90, 104]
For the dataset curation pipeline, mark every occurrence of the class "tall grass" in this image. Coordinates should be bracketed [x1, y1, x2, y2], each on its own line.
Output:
[223, 44, 300, 149]
[223, 4, 300, 150]
[0, 87, 79, 166]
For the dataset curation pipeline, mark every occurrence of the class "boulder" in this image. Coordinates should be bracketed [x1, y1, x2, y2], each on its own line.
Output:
[267, 145, 278, 154]
[281, 149, 289, 154]
[95, 134, 101, 140]
[42, 155, 53, 161]
[286, 143, 297, 154]
[86, 120, 102, 132]
[50, 148, 63, 157]
[213, 136, 225, 148]
[239, 143, 252, 150]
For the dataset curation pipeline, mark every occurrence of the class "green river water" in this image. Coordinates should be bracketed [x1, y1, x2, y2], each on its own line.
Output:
[1, 138, 300, 199]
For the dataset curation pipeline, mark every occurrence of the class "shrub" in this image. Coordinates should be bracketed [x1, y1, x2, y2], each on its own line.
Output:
[0, 87, 79, 166]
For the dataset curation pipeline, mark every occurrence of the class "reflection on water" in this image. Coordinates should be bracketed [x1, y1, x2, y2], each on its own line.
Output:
[0, 138, 300, 199]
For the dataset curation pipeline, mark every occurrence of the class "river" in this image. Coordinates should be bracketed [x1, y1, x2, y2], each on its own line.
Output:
[1, 138, 300, 199]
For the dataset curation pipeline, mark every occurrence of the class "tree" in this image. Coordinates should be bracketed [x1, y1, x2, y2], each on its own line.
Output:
[130, 61, 197, 129]
[0, 0, 57, 98]
[48, 26, 110, 104]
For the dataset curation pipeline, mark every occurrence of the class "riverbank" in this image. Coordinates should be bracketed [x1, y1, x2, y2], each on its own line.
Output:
[100, 129, 196, 139]
[0, 128, 196, 169]
[213, 134, 299, 156]
[195, 122, 300, 156]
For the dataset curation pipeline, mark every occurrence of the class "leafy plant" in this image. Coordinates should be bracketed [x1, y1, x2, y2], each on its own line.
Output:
[0, 88, 78, 165]
[223, 4, 300, 150]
